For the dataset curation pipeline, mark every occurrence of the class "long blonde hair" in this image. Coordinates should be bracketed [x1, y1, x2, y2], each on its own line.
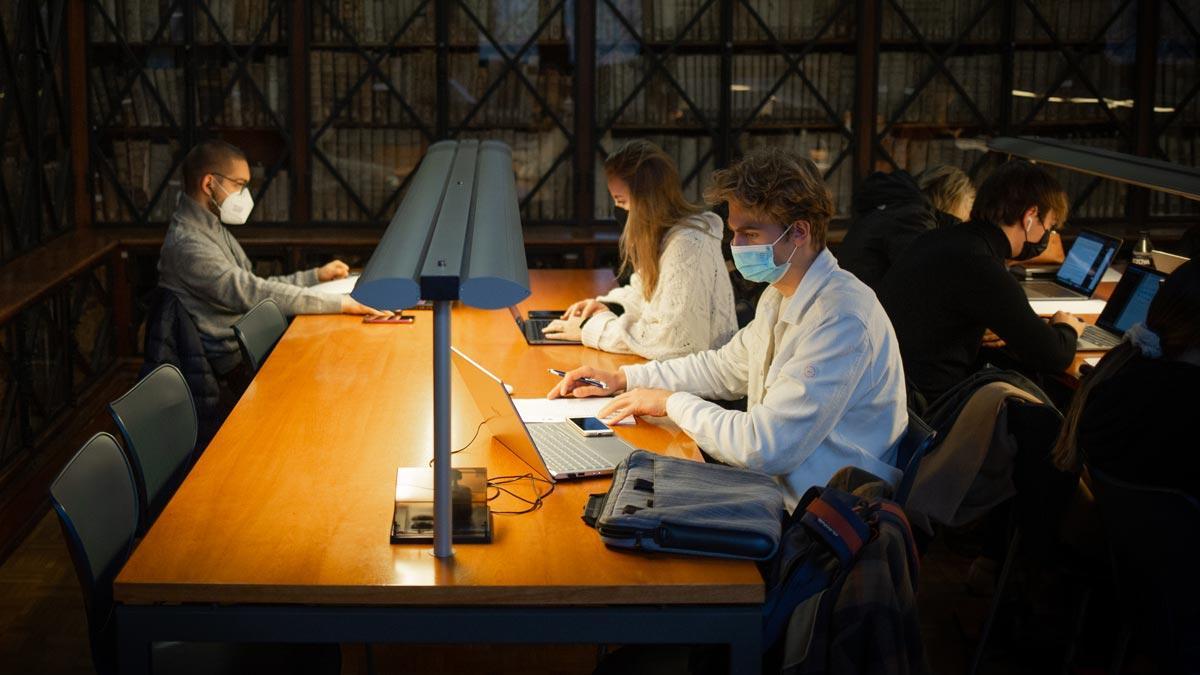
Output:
[605, 140, 704, 299]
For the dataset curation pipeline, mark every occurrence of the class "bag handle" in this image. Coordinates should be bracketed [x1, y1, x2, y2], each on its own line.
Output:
[872, 501, 922, 582]
[582, 493, 607, 528]
[801, 488, 870, 566]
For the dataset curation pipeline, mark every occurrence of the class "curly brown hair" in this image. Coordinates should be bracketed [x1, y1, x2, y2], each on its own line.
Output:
[703, 147, 835, 249]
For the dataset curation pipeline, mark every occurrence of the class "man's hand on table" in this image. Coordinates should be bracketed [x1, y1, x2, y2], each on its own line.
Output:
[598, 388, 673, 424]
[547, 366, 626, 399]
[318, 259, 351, 282]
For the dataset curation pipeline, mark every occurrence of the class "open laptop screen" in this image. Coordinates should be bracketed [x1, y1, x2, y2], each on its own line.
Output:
[1096, 265, 1167, 334]
[1056, 230, 1121, 295]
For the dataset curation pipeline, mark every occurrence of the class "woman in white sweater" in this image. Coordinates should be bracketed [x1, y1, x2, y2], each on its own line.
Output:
[543, 140, 737, 360]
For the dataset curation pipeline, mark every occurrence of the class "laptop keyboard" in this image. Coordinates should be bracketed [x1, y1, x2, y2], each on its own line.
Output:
[1025, 281, 1077, 298]
[525, 318, 551, 341]
[1081, 325, 1121, 349]
[528, 423, 614, 475]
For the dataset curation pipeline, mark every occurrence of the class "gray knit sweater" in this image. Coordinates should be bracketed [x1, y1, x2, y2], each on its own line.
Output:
[158, 195, 342, 372]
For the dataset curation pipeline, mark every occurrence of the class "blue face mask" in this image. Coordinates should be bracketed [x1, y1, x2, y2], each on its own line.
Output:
[731, 225, 797, 284]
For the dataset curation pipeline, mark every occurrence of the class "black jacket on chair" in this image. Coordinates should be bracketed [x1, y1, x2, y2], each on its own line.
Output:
[141, 287, 222, 442]
[836, 170, 937, 294]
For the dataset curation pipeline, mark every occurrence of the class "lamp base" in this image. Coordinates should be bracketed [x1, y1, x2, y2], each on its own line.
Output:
[391, 466, 493, 544]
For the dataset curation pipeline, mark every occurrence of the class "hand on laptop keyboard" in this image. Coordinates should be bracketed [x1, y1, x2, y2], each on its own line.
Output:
[542, 315, 585, 341]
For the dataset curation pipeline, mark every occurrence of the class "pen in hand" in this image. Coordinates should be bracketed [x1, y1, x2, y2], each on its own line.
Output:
[548, 368, 609, 390]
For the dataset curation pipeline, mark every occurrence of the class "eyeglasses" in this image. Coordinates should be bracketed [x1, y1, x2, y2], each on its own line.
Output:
[212, 173, 250, 192]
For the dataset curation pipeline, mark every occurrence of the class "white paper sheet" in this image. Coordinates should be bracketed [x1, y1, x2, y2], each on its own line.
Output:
[1083, 357, 1102, 367]
[512, 397, 635, 426]
[310, 274, 359, 295]
[1029, 299, 1107, 316]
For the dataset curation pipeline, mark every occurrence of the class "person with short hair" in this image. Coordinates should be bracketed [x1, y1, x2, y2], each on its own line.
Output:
[542, 140, 736, 359]
[880, 159, 1086, 403]
[548, 147, 908, 508]
[159, 139, 390, 375]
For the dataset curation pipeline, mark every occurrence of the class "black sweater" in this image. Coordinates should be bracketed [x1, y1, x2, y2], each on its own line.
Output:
[836, 170, 937, 294]
[1079, 356, 1200, 500]
[879, 220, 1078, 401]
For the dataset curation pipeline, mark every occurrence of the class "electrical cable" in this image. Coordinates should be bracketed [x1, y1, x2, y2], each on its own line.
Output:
[486, 473, 555, 515]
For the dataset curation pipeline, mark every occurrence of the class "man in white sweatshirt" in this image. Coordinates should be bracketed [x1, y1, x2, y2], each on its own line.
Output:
[549, 147, 908, 508]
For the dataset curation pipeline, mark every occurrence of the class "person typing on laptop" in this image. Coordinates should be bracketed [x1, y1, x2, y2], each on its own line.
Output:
[547, 147, 908, 509]
[541, 140, 737, 359]
[877, 160, 1086, 405]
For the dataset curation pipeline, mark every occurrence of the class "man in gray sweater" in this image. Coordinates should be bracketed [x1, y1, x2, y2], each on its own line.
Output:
[159, 140, 390, 375]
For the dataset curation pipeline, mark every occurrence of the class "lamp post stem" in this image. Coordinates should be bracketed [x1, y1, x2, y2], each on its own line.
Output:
[432, 299, 454, 558]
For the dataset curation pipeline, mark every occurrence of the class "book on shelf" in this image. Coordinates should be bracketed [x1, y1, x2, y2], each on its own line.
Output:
[95, 140, 181, 223]
[90, 0, 279, 44]
[733, 0, 853, 42]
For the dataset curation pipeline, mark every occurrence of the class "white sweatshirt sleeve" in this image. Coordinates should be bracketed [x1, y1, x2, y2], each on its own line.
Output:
[621, 319, 754, 401]
[582, 227, 734, 360]
[595, 273, 646, 319]
[661, 313, 874, 477]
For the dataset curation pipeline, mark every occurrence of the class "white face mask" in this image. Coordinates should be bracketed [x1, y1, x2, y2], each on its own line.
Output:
[211, 177, 254, 225]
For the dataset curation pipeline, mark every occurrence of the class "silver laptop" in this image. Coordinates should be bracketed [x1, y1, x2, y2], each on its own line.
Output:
[1022, 230, 1122, 300]
[1077, 265, 1167, 351]
[1151, 250, 1189, 274]
[451, 347, 633, 481]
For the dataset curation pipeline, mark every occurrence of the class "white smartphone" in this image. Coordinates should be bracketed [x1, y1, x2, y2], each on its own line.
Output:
[567, 416, 614, 437]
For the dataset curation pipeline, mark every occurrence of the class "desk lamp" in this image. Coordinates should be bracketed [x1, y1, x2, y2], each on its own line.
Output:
[352, 140, 530, 558]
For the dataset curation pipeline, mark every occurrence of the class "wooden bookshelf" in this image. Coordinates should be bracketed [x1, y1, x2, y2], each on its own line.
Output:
[72, 0, 1194, 241]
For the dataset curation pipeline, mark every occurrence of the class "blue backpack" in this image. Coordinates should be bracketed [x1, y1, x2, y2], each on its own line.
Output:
[760, 485, 920, 654]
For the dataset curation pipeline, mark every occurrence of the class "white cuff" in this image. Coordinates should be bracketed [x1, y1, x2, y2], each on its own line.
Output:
[580, 310, 617, 348]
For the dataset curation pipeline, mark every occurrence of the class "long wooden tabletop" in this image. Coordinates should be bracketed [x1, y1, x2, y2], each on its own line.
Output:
[115, 270, 764, 607]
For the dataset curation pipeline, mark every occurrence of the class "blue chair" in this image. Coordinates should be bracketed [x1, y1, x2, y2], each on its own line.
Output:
[893, 409, 936, 507]
[1089, 466, 1200, 673]
[50, 432, 341, 675]
[109, 363, 197, 533]
[232, 298, 287, 373]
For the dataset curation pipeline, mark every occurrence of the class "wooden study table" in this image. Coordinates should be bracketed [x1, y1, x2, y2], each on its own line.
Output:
[114, 269, 764, 674]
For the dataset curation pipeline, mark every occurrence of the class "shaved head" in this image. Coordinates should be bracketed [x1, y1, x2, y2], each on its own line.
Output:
[183, 139, 247, 198]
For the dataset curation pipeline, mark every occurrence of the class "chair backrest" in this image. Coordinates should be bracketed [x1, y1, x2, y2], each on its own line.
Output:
[49, 432, 139, 675]
[1089, 466, 1200, 670]
[894, 409, 936, 506]
[232, 297, 287, 372]
[108, 363, 198, 532]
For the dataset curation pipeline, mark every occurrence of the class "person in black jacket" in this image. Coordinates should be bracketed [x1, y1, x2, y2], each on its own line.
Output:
[915, 164, 975, 229]
[1052, 261, 1200, 499]
[835, 170, 937, 293]
[879, 160, 1086, 403]
[1177, 224, 1200, 260]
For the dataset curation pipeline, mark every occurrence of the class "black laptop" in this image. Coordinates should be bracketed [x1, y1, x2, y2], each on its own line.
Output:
[1021, 229, 1122, 300]
[508, 306, 580, 345]
[1076, 265, 1168, 351]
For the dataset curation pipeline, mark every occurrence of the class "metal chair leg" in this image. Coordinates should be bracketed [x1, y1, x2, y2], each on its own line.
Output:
[1110, 622, 1131, 675]
[969, 529, 1022, 675]
[1060, 584, 1092, 675]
